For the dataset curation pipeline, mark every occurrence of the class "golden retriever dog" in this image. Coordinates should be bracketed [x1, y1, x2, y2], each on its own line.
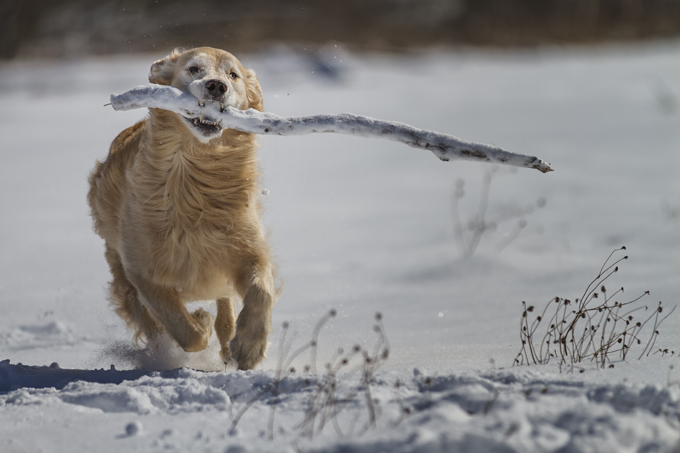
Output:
[88, 47, 276, 370]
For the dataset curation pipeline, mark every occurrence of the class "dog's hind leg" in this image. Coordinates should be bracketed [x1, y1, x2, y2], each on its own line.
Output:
[129, 273, 213, 353]
[105, 245, 163, 344]
[215, 297, 236, 364]
[230, 259, 276, 370]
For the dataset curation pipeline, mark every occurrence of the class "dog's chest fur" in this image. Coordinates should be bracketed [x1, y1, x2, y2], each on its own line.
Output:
[123, 111, 262, 292]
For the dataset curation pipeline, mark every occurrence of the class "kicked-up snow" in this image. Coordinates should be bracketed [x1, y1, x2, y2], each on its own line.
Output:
[1, 41, 680, 451]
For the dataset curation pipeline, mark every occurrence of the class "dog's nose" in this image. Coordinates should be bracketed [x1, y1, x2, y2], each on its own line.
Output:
[205, 79, 227, 98]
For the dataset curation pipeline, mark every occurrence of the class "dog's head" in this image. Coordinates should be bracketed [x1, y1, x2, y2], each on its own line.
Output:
[149, 47, 263, 143]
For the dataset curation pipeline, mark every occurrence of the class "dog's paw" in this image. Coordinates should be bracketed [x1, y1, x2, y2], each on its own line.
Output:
[219, 344, 232, 364]
[192, 308, 214, 332]
[178, 308, 213, 352]
[230, 328, 268, 370]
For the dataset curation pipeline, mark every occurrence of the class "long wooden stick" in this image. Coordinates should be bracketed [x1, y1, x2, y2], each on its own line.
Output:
[110, 84, 553, 173]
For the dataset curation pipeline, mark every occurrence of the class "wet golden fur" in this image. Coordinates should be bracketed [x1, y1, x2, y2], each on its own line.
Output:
[88, 47, 276, 370]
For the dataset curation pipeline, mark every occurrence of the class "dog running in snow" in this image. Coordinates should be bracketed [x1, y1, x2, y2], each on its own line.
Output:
[88, 47, 277, 370]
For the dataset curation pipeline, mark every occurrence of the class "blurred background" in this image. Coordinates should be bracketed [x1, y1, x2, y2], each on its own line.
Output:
[3, 0, 680, 59]
[1, 0, 679, 372]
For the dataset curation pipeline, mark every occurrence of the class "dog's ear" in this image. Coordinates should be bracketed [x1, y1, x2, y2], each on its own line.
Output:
[244, 69, 264, 112]
[149, 48, 184, 85]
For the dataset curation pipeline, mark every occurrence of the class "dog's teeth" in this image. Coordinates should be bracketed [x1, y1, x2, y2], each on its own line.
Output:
[220, 104, 225, 112]
[199, 115, 204, 122]
[198, 101, 205, 107]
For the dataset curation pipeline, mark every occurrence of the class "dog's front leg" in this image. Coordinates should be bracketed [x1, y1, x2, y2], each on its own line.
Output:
[130, 274, 213, 352]
[231, 262, 275, 370]
[215, 297, 236, 364]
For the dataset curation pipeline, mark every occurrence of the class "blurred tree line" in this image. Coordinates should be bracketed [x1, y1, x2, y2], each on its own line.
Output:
[3, 0, 680, 59]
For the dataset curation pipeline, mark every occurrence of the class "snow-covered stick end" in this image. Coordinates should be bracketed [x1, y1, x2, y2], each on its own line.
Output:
[110, 91, 142, 112]
[430, 142, 553, 173]
[110, 90, 142, 112]
[109, 85, 192, 112]
[531, 158, 553, 173]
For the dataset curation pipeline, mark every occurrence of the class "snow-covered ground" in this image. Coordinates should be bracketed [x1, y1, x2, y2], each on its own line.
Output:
[1, 41, 679, 452]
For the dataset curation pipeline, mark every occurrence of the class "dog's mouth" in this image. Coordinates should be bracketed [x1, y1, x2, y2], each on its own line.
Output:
[182, 115, 223, 137]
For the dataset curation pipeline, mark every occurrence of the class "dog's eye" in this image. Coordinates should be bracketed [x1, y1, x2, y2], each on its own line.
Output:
[188, 66, 200, 75]
[229, 72, 238, 80]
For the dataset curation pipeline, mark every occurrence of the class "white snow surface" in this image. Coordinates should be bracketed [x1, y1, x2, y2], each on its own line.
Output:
[1, 42, 680, 452]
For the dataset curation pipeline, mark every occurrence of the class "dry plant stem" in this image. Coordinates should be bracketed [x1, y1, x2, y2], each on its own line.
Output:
[469, 171, 493, 254]
[360, 352, 378, 431]
[393, 381, 409, 426]
[451, 189, 466, 254]
[495, 220, 526, 253]
[230, 379, 276, 430]
[452, 168, 494, 258]
[230, 319, 318, 435]
[514, 248, 675, 370]
[451, 166, 545, 258]
[566, 250, 628, 357]
[468, 169, 493, 256]
[110, 85, 553, 173]
[535, 302, 555, 362]
[298, 361, 347, 439]
[267, 322, 290, 441]
[565, 250, 628, 356]
[230, 310, 391, 440]
[639, 303, 676, 359]
[310, 309, 336, 374]
[298, 313, 389, 439]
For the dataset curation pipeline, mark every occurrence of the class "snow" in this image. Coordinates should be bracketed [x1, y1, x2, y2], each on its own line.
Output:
[110, 84, 553, 172]
[1, 42, 680, 451]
